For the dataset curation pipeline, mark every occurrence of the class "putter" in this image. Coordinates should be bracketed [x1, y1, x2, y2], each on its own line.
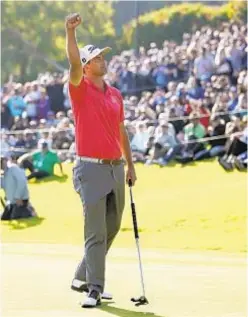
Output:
[128, 179, 149, 306]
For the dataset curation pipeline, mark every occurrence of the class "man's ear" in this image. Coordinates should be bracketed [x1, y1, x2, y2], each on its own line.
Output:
[84, 64, 89, 74]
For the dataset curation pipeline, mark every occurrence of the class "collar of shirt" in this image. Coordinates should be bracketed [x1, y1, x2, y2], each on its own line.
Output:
[84, 77, 110, 95]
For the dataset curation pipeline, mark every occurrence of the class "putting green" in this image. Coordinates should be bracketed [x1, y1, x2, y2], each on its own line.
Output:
[1, 243, 246, 317]
[1, 161, 247, 253]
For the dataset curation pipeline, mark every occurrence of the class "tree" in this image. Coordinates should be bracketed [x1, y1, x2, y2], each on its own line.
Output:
[1, 1, 115, 83]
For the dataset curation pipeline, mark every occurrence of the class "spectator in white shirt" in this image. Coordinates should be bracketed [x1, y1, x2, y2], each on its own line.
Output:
[131, 122, 150, 162]
[24, 82, 40, 119]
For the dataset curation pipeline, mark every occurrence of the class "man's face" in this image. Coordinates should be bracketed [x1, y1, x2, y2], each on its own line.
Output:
[85, 53, 107, 76]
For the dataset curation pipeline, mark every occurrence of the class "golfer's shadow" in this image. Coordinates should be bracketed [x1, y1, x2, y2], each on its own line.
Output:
[99, 301, 166, 317]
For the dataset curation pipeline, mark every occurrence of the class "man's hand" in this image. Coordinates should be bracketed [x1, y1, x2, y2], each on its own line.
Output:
[65, 13, 82, 30]
[126, 164, 137, 186]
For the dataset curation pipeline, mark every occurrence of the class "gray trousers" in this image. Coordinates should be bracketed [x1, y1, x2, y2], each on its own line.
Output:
[72, 160, 125, 293]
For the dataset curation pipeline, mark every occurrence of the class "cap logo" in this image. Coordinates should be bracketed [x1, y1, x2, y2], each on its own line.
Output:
[82, 57, 87, 63]
[88, 45, 97, 54]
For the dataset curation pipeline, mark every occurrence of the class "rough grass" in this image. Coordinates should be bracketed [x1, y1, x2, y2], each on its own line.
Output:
[1, 161, 247, 253]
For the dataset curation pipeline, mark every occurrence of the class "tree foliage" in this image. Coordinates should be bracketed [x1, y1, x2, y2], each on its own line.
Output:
[1, 1, 115, 83]
[120, 0, 247, 50]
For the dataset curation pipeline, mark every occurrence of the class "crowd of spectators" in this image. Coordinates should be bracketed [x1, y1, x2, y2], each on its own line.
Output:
[1, 20, 247, 171]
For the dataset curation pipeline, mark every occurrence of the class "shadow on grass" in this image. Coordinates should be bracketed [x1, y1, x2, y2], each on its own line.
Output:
[1, 216, 45, 230]
[30, 174, 69, 184]
[99, 301, 167, 317]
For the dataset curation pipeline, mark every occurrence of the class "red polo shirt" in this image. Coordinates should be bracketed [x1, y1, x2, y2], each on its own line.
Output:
[69, 77, 124, 159]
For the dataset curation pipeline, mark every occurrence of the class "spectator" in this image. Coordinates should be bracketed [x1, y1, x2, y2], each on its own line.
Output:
[37, 88, 51, 120]
[38, 131, 53, 150]
[227, 86, 239, 112]
[194, 115, 227, 161]
[218, 117, 248, 171]
[7, 88, 26, 118]
[52, 128, 73, 150]
[177, 112, 206, 164]
[1, 102, 13, 129]
[147, 121, 178, 165]
[194, 47, 215, 84]
[24, 129, 37, 150]
[23, 82, 40, 120]
[131, 122, 150, 162]
[1, 155, 36, 221]
[1, 134, 11, 157]
[18, 141, 64, 180]
[46, 74, 65, 113]
[46, 111, 57, 127]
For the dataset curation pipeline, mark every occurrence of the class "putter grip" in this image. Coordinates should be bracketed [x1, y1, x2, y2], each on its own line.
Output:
[131, 203, 139, 239]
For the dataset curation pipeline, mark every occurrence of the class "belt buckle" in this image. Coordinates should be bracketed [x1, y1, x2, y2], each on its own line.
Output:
[99, 159, 104, 164]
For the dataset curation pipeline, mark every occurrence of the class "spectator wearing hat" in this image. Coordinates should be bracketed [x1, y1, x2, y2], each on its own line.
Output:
[18, 140, 64, 180]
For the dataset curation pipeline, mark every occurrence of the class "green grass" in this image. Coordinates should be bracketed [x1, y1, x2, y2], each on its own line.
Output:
[1, 161, 247, 253]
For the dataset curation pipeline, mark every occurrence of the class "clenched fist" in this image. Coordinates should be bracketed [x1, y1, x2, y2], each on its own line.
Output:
[65, 13, 82, 30]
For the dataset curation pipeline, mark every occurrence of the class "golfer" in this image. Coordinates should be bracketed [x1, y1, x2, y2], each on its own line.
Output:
[65, 13, 137, 308]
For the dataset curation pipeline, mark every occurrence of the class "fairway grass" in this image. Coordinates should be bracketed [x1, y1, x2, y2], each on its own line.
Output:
[1, 161, 247, 253]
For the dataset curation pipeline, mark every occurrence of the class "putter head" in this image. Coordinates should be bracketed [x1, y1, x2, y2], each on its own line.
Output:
[131, 296, 149, 306]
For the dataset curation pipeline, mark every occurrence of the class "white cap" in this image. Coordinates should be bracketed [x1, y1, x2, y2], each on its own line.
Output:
[79, 45, 111, 66]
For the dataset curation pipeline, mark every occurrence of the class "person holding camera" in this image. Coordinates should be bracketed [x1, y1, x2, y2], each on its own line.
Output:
[1, 155, 36, 220]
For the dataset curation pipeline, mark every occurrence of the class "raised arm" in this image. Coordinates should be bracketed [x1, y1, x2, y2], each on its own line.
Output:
[65, 13, 83, 86]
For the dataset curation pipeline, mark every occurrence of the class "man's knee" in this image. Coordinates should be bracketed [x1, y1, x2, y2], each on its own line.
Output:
[85, 232, 106, 246]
